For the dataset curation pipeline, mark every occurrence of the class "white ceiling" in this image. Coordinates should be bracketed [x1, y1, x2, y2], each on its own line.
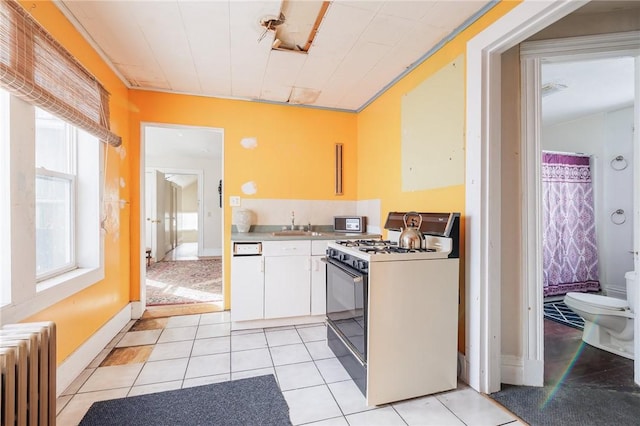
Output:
[542, 56, 635, 126]
[165, 173, 198, 188]
[145, 125, 222, 160]
[58, 0, 493, 112]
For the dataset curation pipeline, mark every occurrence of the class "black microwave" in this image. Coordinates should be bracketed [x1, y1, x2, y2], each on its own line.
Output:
[333, 216, 366, 233]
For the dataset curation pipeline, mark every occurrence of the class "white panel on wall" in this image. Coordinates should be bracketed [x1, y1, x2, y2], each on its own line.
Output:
[401, 54, 465, 191]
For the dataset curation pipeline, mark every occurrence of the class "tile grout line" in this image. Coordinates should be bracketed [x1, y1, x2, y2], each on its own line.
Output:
[295, 323, 354, 423]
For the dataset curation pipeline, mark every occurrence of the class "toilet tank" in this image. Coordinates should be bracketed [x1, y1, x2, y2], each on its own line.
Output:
[626, 271, 636, 312]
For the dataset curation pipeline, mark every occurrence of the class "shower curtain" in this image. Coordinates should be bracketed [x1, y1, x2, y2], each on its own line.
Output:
[542, 152, 600, 297]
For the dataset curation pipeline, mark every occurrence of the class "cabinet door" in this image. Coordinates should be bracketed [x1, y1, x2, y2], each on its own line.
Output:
[310, 255, 326, 315]
[310, 240, 328, 316]
[231, 256, 264, 321]
[264, 256, 310, 319]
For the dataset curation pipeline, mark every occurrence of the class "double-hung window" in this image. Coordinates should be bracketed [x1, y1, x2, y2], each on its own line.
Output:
[0, 0, 120, 322]
[1, 92, 104, 320]
[35, 108, 77, 280]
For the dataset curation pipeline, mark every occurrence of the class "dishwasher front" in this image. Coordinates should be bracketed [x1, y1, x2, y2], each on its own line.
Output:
[231, 242, 264, 321]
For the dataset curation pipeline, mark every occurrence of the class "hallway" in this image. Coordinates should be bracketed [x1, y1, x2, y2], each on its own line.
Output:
[160, 242, 199, 262]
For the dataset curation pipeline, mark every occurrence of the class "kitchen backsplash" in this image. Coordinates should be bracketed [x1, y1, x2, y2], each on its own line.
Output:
[235, 198, 381, 234]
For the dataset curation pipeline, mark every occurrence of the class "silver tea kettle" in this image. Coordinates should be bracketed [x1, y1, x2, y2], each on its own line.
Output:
[399, 212, 423, 249]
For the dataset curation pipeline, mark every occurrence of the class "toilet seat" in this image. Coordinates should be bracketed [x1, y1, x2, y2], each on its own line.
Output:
[565, 292, 628, 311]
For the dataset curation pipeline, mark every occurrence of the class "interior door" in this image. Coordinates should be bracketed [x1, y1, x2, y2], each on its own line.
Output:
[634, 55, 639, 386]
[149, 169, 166, 261]
[164, 180, 172, 253]
[145, 171, 153, 255]
[171, 185, 178, 249]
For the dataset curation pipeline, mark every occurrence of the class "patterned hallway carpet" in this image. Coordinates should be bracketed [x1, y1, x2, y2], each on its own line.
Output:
[146, 258, 222, 305]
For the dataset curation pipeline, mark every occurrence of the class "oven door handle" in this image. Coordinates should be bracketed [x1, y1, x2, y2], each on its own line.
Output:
[321, 257, 364, 282]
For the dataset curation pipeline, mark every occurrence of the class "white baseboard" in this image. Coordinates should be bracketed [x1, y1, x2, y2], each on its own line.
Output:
[605, 286, 626, 299]
[131, 301, 144, 319]
[57, 304, 132, 396]
[201, 248, 222, 257]
[523, 358, 544, 387]
[231, 315, 325, 331]
[501, 354, 524, 385]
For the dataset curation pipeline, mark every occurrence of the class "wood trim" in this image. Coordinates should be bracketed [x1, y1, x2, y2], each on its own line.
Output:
[302, 1, 330, 52]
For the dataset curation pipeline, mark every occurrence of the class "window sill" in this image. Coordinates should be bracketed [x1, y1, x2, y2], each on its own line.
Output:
[1, 266, 104, 324]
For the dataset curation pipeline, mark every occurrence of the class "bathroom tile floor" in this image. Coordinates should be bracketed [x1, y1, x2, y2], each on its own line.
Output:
[56, 310, 525, 426]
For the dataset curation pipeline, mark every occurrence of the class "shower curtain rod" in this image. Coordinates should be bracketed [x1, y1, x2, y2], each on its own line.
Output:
[542, 150, 590, 157]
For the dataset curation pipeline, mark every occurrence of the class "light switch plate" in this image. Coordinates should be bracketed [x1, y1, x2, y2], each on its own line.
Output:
[229, 196, 241, 207]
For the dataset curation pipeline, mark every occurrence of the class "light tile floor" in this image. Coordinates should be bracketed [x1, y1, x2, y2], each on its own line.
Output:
[56, 311, 524, 426]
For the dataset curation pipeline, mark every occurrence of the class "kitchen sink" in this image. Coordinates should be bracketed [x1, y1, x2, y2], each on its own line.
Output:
[271, 230, 326, 237]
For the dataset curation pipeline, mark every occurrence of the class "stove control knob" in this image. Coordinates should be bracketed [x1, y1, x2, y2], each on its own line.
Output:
[339, 253, 348, 261]
[351, 259, 364, 270]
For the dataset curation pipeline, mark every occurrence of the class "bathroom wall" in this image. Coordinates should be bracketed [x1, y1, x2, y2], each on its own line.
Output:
[603, 108, 635, 296]
[542, 106, 634, 297]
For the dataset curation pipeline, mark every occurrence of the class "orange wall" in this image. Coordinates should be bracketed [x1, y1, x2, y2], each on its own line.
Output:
[357, 1, 521, 352]
[128, 91, 358, 308]
[18, 0, 522, 364]
[19, 1, 132, 363]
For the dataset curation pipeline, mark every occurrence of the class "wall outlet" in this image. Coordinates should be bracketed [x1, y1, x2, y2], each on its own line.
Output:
[229, 196, 241, 207]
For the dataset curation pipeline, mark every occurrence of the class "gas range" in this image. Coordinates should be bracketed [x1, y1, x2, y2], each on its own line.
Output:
[327, 237, 452, 263]
[326, 212, 460, 263]
[324, 212, 461, 404]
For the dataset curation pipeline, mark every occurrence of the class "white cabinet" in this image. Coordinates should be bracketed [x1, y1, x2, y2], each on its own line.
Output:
[311, 240, 328, 315]
[231, 239, 329, 323]
[263, 241, 311, 319]
[230, 255, 264, 321]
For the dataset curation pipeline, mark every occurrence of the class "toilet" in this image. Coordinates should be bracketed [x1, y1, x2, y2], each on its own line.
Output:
[564, 271, 636, 360]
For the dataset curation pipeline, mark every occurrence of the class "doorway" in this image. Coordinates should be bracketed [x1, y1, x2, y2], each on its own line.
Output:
[465, 1, 640, 393]
[141, 123, 224, 309]
[536, 55, 636, 388]
[520, 33, 640, 388]
[164, 173, 199, 261]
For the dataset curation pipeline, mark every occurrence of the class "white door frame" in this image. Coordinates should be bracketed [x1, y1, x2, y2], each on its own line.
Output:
[465, 0, 587, 393]
[520, 32, 640, 387]
[134, 122, 224, 318]
[635, 54, 640, 385]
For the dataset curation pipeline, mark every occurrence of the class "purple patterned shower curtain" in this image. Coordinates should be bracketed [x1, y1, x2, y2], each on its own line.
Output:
[542, 152, 600, 297]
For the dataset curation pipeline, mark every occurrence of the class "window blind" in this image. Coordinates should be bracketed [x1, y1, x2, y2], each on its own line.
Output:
[0, 0, 121, 147]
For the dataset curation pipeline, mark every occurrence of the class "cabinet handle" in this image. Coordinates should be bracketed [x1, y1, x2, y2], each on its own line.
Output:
[260, 258, 264, 272]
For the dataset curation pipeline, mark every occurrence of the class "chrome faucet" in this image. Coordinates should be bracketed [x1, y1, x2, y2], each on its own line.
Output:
[290, 211, 295, 230]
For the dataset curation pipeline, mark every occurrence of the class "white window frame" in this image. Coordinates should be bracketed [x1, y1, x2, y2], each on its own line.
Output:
[35, 114, 78, 281]
[0, 89, 10, 306]
[0, 92, 104, 324]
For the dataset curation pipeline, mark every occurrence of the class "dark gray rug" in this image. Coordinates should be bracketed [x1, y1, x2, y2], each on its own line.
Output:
[79, 375, 291, 426]
[490, 384, 640, 426]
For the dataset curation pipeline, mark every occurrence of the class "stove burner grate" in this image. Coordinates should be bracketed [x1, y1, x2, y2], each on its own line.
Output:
[336, 239, 391, 248]
[358, 246, 436, 254]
